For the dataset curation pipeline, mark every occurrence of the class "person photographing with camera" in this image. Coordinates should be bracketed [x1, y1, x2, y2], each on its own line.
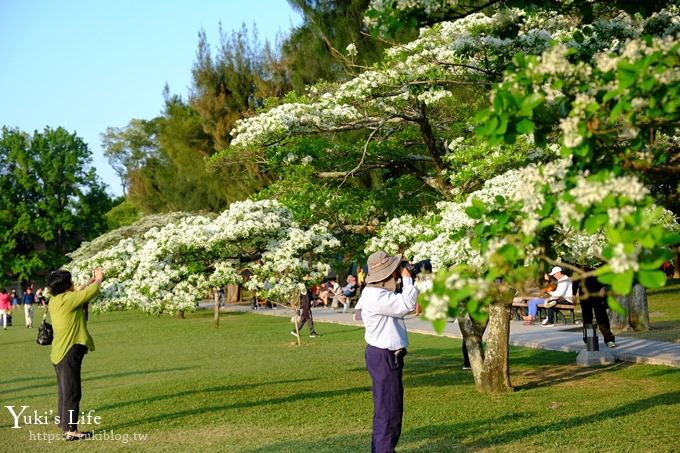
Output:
[47, 268, 104, 441]
[355, 251, 419, 453]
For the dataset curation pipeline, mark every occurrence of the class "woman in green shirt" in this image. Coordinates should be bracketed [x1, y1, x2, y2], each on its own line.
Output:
[47, 268, 103, 441]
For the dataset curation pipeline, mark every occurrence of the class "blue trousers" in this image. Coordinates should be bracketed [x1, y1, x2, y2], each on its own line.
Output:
[527, 298, 544, 318]
[365, 344, 404, 453]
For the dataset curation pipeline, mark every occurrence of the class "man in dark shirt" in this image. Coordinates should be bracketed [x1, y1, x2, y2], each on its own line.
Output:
[22, 287, 36, 328]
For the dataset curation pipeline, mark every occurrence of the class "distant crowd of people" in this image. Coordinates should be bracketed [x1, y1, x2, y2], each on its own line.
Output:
[0, 285, 49, 330]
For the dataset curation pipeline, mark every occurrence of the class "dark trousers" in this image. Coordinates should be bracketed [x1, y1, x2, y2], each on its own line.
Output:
[462, 342, 470, 368]
[546, 298, 572, 323]
[365, 344, 405, 453]
[296, 293, 315, 334]
[581, 296, 615, 343]
[54, 344, 87, 432]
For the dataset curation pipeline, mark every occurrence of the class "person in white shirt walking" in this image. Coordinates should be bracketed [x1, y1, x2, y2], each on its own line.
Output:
[355, 251, 419, 453]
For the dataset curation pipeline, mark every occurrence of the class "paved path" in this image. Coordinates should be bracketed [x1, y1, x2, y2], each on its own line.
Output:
[221, 304, 680, 368]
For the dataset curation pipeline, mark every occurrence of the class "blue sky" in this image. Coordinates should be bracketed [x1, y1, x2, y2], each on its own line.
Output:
[0, 0, 302, 196]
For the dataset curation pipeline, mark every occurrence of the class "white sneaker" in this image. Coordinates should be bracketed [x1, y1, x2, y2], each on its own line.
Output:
[541, 318, 549, 325]
[290, 331, 299, 338]
[606, 341, 616, 348]
[543, 300, 558, 308]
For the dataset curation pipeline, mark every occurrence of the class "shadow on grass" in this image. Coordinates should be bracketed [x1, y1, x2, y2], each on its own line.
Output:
[242, 416, 522, 453]
[513, 362, 631, 391]
[0, 366, 197, 396]
[466, 390, 680, 449]
[94, 378, 318, 411]
[413, 391, 680, 450]
[104, 385, 372, 431]
[313, 327, 363, 337]
[403, 349, 473, 387]
[0, 339, 36, 346]
[244, 391, 680, 452]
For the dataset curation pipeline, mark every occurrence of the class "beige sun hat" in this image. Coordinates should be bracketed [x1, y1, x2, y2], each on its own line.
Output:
[365, 250, 402, 284]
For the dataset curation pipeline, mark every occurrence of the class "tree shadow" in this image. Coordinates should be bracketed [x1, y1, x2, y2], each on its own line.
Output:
[465, 390, 680, 449]
[103, 385, 372, 431]
[313, 327, 363, 337]
[512, 362, 631, 391]
[94, 378, 318, 411]
[0, 366, 198, 396]
[403, 348, 474, 387]
[243, 391, 680, 452]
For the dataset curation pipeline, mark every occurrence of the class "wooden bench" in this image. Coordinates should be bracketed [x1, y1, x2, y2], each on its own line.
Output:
[329, 292, 359, 310]
[511, 298, 578, 324]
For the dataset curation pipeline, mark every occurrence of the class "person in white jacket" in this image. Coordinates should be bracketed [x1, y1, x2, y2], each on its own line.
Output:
[542, 266, 574, 326]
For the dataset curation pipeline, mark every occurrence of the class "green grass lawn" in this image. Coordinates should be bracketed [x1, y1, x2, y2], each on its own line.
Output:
[2, 309, 680, 452]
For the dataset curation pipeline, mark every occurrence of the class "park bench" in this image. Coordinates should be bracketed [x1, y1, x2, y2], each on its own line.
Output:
[329, 287, 360, 310]
[511, 298, 578, 324]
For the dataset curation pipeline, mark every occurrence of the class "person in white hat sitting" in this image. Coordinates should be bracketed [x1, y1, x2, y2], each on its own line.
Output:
[542, 266, 574, 326]
[354, 250, 418, 453]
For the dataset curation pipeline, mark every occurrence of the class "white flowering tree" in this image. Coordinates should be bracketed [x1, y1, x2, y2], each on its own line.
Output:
[66, 200, 339, 336]
[213, 3, 680, 392]
[368, 160, 678, 390]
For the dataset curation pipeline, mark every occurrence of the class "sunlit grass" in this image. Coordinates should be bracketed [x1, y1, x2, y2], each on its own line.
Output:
[1, 309, 679, 452]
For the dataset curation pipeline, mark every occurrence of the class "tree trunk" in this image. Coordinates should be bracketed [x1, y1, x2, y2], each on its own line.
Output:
[673, 247, 680, 279]
[226, 284, 239, 303]
[478, 301, 513, 393]
[458, 313, 487, 384]
[291, 291, 301, 346]
[611, 283, 650, 332]
[459, 287, 514, 394]
[213, 289, 220, 327]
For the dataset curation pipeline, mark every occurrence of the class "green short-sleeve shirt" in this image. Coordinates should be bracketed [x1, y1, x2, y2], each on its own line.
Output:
[50, 284, 100, 365]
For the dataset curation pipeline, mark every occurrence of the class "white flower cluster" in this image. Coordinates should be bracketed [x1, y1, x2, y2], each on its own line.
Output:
[230, 101, 361, 148]
[608, 243, 640, 273]
[367, 156, 667, 279]
[422, 272, 490, 321]
[365, 215, 436, 256]
[226, 7, 558, 152]
[501, 30, 679, 149]
[67, 200, 339, 314]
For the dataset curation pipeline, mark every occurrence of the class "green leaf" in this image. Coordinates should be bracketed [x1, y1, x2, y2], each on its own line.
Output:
[607, 296, 626, 316]
[519, 93, 543, 116]
[497, 244, 518, 262]
[584, 213, 608, 234]
[471, 197, 485, 211]
[538, 218, 556, 229]
[432, 318, 447, 335]
[515, 118, 535, 134]
[603, 88, 621, 102]
[617, 66, 638, 89]
[660, 233, 680, 246]
[637, 270, 666, 288]
[612, 270, 634, 295]
[465, 206, 482, 219]
[477, 116, 498, 136]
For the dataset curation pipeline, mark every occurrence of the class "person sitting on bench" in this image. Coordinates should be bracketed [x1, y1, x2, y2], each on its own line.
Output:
[335, 276, 357, 312]
[523, 276, 557, 325]
[542, 266, 574, 326]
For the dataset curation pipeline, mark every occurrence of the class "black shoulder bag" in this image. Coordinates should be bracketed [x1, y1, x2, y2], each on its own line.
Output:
[36, 307, 53, 346]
